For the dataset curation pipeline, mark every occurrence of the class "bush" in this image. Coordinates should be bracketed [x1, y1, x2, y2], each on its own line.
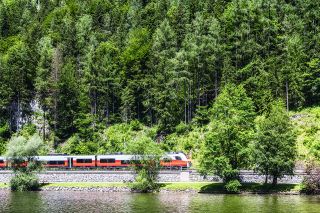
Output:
[129, 169, 159, 193]
[6, 134, 44, 191]
[129, 120, 142, 131]
[225, 180, 242, 193]
[302, 163, 320, 194]
[175, 122, 190, 135]
[10, 173, 40, 191]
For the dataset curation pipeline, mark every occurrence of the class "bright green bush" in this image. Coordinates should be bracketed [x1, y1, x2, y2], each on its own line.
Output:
[129, 169, 159, 193]
[10, 173, 40, 191]
[225, 180, 242, 193]
[6, 133, 44, 191]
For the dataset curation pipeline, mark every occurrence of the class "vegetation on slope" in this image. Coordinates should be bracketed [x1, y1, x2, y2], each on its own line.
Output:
[291, 107, 320, 162]
[0, 0, 319, 149]
[0, 0, 320, 190]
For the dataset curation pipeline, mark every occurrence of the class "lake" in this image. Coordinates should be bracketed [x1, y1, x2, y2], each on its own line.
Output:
[0, 191, 320, 213]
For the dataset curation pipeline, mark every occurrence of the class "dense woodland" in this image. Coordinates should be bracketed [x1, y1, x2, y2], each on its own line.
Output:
[0, 0, 319, 163]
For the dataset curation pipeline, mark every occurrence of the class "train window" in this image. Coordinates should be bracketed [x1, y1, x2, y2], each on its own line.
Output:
[175, 156, 182, 160]
[100, 158, 115, 163]
[76, 159, 92, 163]
[121, 160, 131, 164]
[0, 160, 4, 163]
[47, 161, 65, 165]
[163, 158, 172, 162]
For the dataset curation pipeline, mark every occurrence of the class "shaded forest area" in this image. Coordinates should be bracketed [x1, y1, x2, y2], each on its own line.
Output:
[0, 0, 319, 154]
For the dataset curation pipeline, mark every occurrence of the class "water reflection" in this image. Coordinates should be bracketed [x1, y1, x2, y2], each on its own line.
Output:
[5, 191, 43, 213]
[0, 191, 320, 213]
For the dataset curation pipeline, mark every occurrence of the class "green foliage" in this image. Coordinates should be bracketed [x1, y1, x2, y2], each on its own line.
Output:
[6, 133, 44, 173]
[199, 84, 255, 182]
[1, 0, 320, 169]
[291, 107, 320, 161]
[60, 121, 158, 155]
[0, 123, 10, 154]
[18, 124, 37, 138]
[10, 172, 40, 192]
[163, 127, 203, 159]
[6, 133, 44, 191]
[225, 180, 242, 193]
[125, 128, 162, 193]
[129, 169, 160, 193]
[6, 134, 43, 160]
[192, 106, 210, 127]
[253, 100, 296, 184]
[175, 122, 190, 135]
[301, 162, 320, 194]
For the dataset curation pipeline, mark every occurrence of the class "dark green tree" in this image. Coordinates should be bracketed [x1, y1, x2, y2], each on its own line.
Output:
[199, 84, 255, 182]
[253, 100, 296, 185]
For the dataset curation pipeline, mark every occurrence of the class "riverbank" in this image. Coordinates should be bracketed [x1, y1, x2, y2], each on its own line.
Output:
[0, 182, 304, 194]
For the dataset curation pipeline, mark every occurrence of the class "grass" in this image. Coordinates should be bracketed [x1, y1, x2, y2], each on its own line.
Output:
[0, 182, 8, 188]
[41, 182, 216, 191]
[199, 183, 302, 193]
[0, 181, 303, 194]
[42, 182, 126, 188]
[161, 182, 302, 193]
[160, 182, 212, 191]
[42, 182, 302, 193]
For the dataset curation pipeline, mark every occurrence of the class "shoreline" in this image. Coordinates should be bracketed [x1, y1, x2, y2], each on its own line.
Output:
[0, 182, 306, 195]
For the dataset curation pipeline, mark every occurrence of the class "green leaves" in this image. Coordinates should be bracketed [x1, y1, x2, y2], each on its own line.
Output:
[199, 84, 255, 181]
[253, 100, 296, 183]
[0, 0, 319, 163]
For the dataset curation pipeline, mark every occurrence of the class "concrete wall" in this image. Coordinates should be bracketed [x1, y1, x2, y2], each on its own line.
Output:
[0, 170, 306, 184]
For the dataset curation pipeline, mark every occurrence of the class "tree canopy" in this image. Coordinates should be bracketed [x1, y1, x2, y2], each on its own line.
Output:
[0, 0, 319, 143]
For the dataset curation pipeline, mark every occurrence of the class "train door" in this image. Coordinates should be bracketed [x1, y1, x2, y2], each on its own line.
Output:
[68, 157, 73, 169]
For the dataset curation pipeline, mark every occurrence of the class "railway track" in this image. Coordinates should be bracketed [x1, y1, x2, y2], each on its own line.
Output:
[0, 169, 307, 175]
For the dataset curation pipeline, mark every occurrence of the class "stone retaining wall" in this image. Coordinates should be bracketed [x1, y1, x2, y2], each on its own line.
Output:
[0, 170, 306, 184]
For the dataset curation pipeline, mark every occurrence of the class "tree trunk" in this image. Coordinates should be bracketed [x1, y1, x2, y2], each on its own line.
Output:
[272, 176, 277, 185]
[214, 69, 218, 99]
[43, 108, 46, 141]
[286, 80, 289, 112]
[265, 174, 268, 184]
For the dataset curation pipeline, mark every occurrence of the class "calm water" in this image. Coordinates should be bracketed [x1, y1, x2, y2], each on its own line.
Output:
[0, 191, 320, 213]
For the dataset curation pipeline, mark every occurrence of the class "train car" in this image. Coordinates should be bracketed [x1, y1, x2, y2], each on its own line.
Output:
[161, 153, 190, 168]
[6, 157, 28, 168]
[71, 155, 96, 167]
[0, 157, 6, 169]
[97, 155, 139, 167]
[0, 152, 191, 169]
[97, 152, 190, 168]
[35, 156, 69, 168]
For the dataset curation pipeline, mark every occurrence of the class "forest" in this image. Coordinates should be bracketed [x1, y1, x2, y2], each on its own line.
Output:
[0, 0, 320, 173]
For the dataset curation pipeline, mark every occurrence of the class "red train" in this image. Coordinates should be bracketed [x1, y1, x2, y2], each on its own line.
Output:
[0, 153, 191, 169]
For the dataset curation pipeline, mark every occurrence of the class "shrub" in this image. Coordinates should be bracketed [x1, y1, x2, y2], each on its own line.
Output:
[225, 179, 242, 193]
[129, 169, 159, 193]
[129, 120, 142, 131]
[175, 122, 190, 135]
[302, 163, 320, 194]
[126, 136, 162, 193]
[6, 134, 44, 191]
[10, 173, 40, 191]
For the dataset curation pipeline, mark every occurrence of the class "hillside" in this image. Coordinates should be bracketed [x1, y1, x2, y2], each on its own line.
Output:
[291, 107, 320, 162]
[0, 0, 319, 179]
